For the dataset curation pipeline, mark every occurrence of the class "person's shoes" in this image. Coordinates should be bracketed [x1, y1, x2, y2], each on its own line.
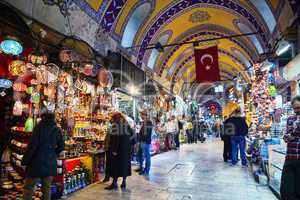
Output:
[102, 177, 110, 183]
[104, 184, 118, 190]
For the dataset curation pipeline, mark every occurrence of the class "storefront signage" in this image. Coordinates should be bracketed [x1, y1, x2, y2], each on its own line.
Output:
[0, 79, 12, 88]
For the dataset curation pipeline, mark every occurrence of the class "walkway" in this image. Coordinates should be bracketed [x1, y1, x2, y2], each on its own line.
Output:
[69, 140, 277, 200]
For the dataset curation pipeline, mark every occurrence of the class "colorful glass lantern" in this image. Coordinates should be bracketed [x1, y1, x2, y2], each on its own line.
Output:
[13, 82, 27, 92]
[83, 64, 93, 76]
[13, 100, 23, 116]
[0, 79, 12, 88]
[28, 52, 48, 65]
[9, 60, 26, 76]
[59, 49, 72, 63]
[0, 38, 23, 56]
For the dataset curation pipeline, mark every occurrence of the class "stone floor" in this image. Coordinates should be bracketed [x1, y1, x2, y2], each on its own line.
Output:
[68, 140, 277, 200]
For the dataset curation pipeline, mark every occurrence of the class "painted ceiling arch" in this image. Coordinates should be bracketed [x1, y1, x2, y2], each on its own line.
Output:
[161, 29, 254, 80]
[133, 0, 271, 67]
[6, 0, 294, 96]
[156, 24, 258, 74]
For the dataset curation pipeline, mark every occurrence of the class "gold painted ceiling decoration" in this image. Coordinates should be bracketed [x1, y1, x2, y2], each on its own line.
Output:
[189, 10, 211, 23]
[18, 0, 293, 94]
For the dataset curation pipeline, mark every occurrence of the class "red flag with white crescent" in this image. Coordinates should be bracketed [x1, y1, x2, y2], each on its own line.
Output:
[194, 46, 220, 83]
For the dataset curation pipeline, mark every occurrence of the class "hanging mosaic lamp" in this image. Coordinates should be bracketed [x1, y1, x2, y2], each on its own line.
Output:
[24, 116, 34, 132]
[13, 82, 27, 92]
[8, 60, 26, 76]
[13, 100, 23, 116]
[0, 36, 23, 56]
[28, 49, 48, 65]
[0, 79, 12, 88]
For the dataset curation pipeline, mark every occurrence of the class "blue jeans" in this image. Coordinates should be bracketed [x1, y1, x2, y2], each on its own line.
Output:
[141, 143, 151, 174]
[231, 136, 247, 165]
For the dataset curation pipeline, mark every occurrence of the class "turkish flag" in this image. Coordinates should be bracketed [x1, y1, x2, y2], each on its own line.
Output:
[194, 46, 220, 83]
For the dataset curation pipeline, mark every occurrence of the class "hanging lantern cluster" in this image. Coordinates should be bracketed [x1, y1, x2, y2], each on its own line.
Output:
[28, 51, 48, 65]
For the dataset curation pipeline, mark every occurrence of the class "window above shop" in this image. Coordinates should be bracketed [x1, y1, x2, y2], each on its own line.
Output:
[121, 3, 151, 48]
[249, 0, 276, 33]
[147, 33, 170, 69]
[236, 21, 264, 54]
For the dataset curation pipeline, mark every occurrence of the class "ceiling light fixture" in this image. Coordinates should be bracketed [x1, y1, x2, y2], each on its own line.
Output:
[275, 40, 291, 56]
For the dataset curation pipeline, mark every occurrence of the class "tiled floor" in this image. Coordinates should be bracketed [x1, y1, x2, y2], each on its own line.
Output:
[68, 140, 277, 200]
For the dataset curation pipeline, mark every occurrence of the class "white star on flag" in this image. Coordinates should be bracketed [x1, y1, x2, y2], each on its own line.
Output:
[206, 65, 211, 70]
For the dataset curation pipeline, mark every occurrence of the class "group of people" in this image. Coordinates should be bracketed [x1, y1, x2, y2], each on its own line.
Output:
[16, 96, 300, 200]
[221, 108, 249, 166]
[102, 111, 154, 190]
[163, 116, 207, 149]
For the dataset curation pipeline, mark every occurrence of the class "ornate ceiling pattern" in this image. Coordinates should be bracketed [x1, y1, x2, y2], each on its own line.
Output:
[6, 0, 294, 95]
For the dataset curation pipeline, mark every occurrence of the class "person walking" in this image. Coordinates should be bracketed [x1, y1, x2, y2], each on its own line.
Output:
[225, 109, 248, 166]
[173, 116, 180, 149]
[166, 116, 179, 150]
[222, 116, 233, 162]
[185, 117, 194, 144]
[280, 96, 300, 200]
[139, 112, 153, 176]
[105, 112, 133, 190]
[22, 112, 64, 200]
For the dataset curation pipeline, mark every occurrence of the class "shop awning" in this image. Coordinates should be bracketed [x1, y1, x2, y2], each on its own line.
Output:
[283, 53, 300, 81]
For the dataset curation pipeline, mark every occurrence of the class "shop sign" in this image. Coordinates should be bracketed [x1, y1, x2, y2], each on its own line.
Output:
[0, 79, 12, 88]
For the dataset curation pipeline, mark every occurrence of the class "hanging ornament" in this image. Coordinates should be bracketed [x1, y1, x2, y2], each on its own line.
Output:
[0, 91, 6, 96]
[28, 50, 48, 65]
[13, 82, 27, 92]
[0, 79, 12, 88]
[24, 117, 34, 132]
[13, 100, 23, 116]
[0, 36, 23, 56]
[9, 60, 26, 76]
[83, 63, 93, 76]
[59, 48, 72, 63]
[97, 68, 113, 91]
[31, 92, 41, 104]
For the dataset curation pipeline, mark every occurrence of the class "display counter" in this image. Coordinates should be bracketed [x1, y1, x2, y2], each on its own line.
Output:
[53, 155, 93, 197]
[269, 141, 286, 198]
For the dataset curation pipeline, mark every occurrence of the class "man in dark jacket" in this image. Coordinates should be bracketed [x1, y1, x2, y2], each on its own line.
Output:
[22, 113, 64, 200]
[222, 116, 232, 162]
[139, 112, 153, 176]
[225, 109, 248, 166]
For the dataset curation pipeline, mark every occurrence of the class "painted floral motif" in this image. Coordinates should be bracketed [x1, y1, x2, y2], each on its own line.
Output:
[189, 11, 211, 23]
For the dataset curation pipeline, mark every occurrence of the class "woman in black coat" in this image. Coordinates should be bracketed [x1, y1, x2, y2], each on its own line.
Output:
[22, 113, 64, 200]
[105, 112, 133, 190]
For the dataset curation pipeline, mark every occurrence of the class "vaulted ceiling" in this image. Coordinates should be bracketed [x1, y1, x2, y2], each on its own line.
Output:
[5, 0, 296, 96]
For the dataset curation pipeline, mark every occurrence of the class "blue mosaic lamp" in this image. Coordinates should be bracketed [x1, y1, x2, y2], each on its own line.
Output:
[0, 37, 23, 56]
